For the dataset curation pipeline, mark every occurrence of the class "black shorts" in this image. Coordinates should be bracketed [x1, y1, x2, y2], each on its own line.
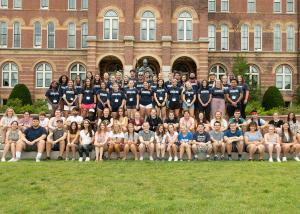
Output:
[25, 143, 37, 152]
[168, 102, 180, 110]
[111, 105, 121, 113]
[52, 141, 66, 151]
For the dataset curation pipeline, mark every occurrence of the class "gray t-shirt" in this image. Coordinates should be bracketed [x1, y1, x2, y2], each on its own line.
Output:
[138, 130, 154, 141]
[53, 128, 65, 141]
[209, 131, 224, 141]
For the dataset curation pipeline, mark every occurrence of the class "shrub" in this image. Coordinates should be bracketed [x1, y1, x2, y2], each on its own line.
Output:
[262, 86, 284, 110]
[0, 99, 49, 114]
[8, 84, 32, 105]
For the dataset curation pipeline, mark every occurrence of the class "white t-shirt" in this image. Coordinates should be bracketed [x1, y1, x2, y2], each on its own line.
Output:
[39, 118, 49, 128]
[108, 131, 125, 139]
[80, 130, 94, 145]
[67, 115, 83, 125]
[165, 131, 178, 143]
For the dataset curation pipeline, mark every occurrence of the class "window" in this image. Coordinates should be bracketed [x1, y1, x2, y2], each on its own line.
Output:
[36, 63, 52, 88]
[2, 62, 18, 87]
[276, 65, 292, 90]
[221, 24, 229, 51]
[273, 24, 281, 51]
[47, 22, 55, 48]
[286, 0, 294, 13]
[14, 0, 22, 9]
[208, 0, 216, 12]
[41, 0, 48, 9]
[178, 11, 192, 41]
[68, 22, 76, 48]
[0, 22, 7, 48]
[221, 0, 229, 12]
[254, 25, 262, 51]
[82, 0, 88, 10]
[286, 25, 294, 52]
[274, 0, 281, 13]
[241, 24, 249, 51]
[208, 25, 216, 51]
[68, 0, 76, 10]
[70, 63, 86, 80]
[0, 0, 8, 9]
[210, 64, 226, 79]
[246, 65, 260, 86]
[81, 23, 88, 48]
[103, 10, 118, 40]
[141, 11, 156, 41]
[34, 21, 42, 48]
[13, 22, 21, 48]
[247, 0, 256, 13]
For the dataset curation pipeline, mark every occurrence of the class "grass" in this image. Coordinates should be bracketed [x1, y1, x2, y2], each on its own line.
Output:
[0, 161, 299, 214]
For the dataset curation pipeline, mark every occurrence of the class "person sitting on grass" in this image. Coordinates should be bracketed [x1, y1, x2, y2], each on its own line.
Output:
[123, 123, 139, 161]
[155, 124, 167, 161]
[264, 125, 281, 162]
[16, 117, 47, 162]
[46, 119, 67, 160]
[94, 122, 110, 162]
[178, 125, 193, 161]
[108, 122, 124, 160]
[165, 124, 179, 162]
[280, 122, 300, 162]
[78, 119, 94, 162]
[223, 122, 244, 161]
[210, 121, 225, 160]
[192, 123, 212, 160]
[65, 122, 79, 161]
[244, 122, 265, 161]
[1, 121, 23, 162]
[138, 122, 155, 161]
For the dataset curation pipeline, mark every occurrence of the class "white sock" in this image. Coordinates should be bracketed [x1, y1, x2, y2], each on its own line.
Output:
[36, 153, 42, 159]
[16, 152, 21, 159]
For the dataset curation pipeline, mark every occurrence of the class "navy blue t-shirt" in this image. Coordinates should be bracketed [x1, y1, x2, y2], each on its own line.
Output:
[193, 131, 211, 143]
[74, 84, 83, 95]
[198, 88, 211, 104]
[24, 126, 47, 141]
[183, 89, 196, 104]
[226, 87, 242, 103]
[97, 89, 109, 103]
[164, 80, 173, 91]
[135, 81, 144, 92]
[59, 84, 68, 96]
[238, 83, 249, 101]
[93, 85, 101, 95]
[109, 91, 125, 107]
[139, 89, 153, 105]
[64, 87, 77, 104]
[189, 80, 200, 92]
[150, 83, 157, 92]
[211, 87, 225, 99]
[168, 87, 181, 103]
[45, 89, 60, 105]
[125, 88, 138, 106]
[81, 88, 94, 104]
[154, 87, 167, 103]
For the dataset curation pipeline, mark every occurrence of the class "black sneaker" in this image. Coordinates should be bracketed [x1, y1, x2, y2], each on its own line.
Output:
[46, 156, 51, 160]
[214, 155, 219, 161]
[57, 156, 63, 160]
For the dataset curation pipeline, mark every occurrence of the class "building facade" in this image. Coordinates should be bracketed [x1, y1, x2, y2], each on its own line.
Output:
[0, 0, 298, 103]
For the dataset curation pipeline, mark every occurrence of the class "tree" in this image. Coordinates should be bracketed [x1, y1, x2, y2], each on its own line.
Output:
[8, 84, 33, 105]
[262, 86, 284, 110]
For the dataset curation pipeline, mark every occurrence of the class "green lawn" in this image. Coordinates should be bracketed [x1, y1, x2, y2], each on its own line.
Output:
[0, 161, 299, 214]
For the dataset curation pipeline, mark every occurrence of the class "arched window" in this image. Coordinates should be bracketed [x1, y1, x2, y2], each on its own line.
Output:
[47, 22, 55, 48]
[286, 25, 294, 52]
[221, 24, 229, 50]
[210, 64, 226, 79]
[273, 24, 281, 51]
[276, 65, 292, 90]
[81, 23, 88, 48]
[241, 24, 249, 51]
[208, 24, 216, 51]
[0, 21, 8, 48]
[36, 63, 52, 88]
[103, 10, 118, 40]
[141, 11, 156, 41]
[178, 11, 192, 41]
[34, 21, 42, 48]
[70, 63, 86, 81]
[13, 21, 21, 48]
[2, 62, 18, 87]
[68, 22, 76, 48]
[246, 65, 260, 86]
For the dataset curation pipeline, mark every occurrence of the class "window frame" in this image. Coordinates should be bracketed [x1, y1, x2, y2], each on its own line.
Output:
[208, 24, 216, 51]
[286, 25, 295, 52]
[246, 65, 260, 86]
[81, 0, 88, 10]
[247, 0, 256, 13]
[81, 23, 88, 48]
[273, 0, 282, 13]
[221, 0, 229, 12]
[35, 63, 52, 88]
[33, 21, 42, 48]
[241, 24, 249, 51]
[221, 24, 229, 51]
[0, 0, 8, 9]
[254, 24, 262, 51]
[276, 65, 292, 91]
[68, 22, 76, 49]
[273, 24, 282, 52]
[140, 11, 156, 41]
[68, 0, 76, 10]
[13, 0, 22, 9]
[40, 0, 49, 10]
[286, 0, 294, 13]
[103, 10, 119, 40]
[177, 11, 193, 42]
[0, 21, 8, 48]
[13, 21, 21, 48]
[2, 62, 19, 88]
[208, 0, 216, 12]
[70, 63, 87, 81]
[210, 64, 226, 80]
[47, 22, 55, 49]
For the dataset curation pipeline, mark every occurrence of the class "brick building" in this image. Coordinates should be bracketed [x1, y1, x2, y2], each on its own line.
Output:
[0, 0, 298, 103]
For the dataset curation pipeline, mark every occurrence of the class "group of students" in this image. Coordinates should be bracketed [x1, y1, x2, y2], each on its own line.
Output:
[0, 70, 300, 162]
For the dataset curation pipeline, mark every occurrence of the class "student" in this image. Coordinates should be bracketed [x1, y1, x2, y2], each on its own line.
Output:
[211, 79, 225, 119]
[237, 75, 250, 119]
[45, 81, 60, 116]
[208, 72, 216, 88]
[0, 108, 18, 142]
[93, 74, 101, 96]
[165, 124, 179, 162]
[154, 79, 167, 121]
[210, 111, 228, 131]
[135, 72, 145, 92]
[108, 122, 124, 160]
[138, 122, 155, 161]
[62, 80, 78, 117]
[280, 122, 300, 162]
[48, 110, 66, 131]
[16, 117, 47, 162]
[96, 81, 109, 118]
[225, 79, 243, 118]
[78, 120, 94, 162]
[164, 111, 179, 131]
[182, 82, 196, 117]
[198, 80, 212, 121]
[223, 122, 244, 161]
[146, 108, 163, 132]
[268, 112, 284, 133]
[179, 110, 196, 132]
[168, 79, 181, 118]
[38, 112, 49, 131]
[94, 122, 110, 162]
[197, 112, 210, 132]
[164, 72, 174, 91]
[58, 75, 69, 111]
[244, 122, 265, 161]
[264, 125, 281, 162]
[97, 108, 113, 130]
[1, 121, 23, 162]
[66, 107, 83, 128]
[228, 109, 247, 130]
[124, 123, 139, 160]
[116, 108, 128, 132]
[130, 111, 144, 133]
[155, 124, 167, 160]
[221, 75, 230, 91]
[209, 121, 225, 160]
[79, 78, 96, 118]
[18, 112, 32, 132]
[125, 80, 139, 119]
[178, 125, 192, 161]
[287, 112, 299, 136]
[46, 119, 67, 160]
[192, 123, 212, 160]
[139, 81, 153, 119]
[65, 122, 79, 161]
[107, 83, 126, 118]
[74, 75, 83, 98]
[246, 110, 267, 130]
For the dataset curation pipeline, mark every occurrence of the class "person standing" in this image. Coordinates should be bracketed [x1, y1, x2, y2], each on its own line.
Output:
[225, 79, 243, 118]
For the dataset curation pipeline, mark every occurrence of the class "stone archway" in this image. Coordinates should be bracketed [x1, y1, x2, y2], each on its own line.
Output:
[172, 56, 197, 76]
[99, 55, 123, 77]
[135, 56, 160, 75]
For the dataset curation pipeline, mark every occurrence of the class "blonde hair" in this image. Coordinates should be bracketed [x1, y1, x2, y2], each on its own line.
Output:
[4, 108, 16, 117]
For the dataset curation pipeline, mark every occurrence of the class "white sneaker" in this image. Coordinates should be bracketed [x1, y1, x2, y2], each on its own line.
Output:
[194, 155, 198, 159]
[174, 157, 178, 162]
[139, 156, 144, 161]
[269, 158, 273, 162]
[277, 158, 281, 163]
[282, 157, 287, 162]
[206, 155, 210, 160]
[79, 157, 83, 162]
[85, 157, 90, 162]
[35, 158, 40, 162]
[65, 157, 69, 161]
[149, 156, 154, 161]
[8, 158, 17, 162]
[294, 156, 300, 162]
[168, 156, 172, 162]
[1, 158, 6, 162]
